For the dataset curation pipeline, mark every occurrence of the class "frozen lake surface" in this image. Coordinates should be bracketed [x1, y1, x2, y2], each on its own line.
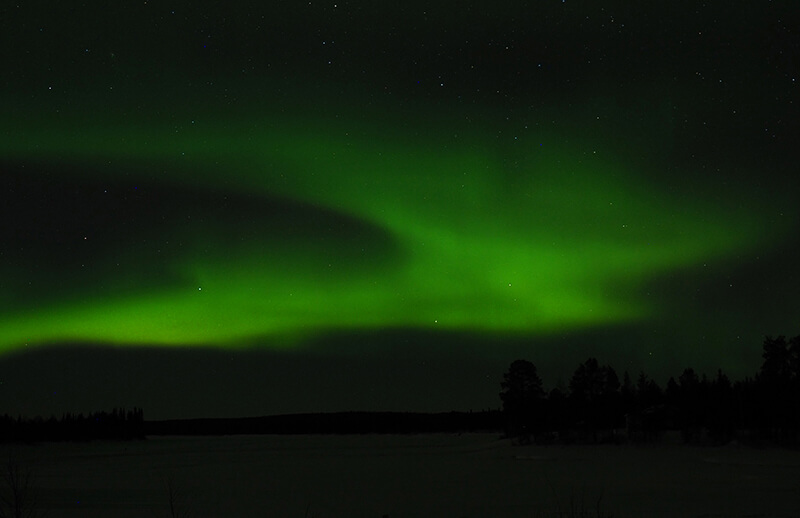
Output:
[5, 434, 800, 517]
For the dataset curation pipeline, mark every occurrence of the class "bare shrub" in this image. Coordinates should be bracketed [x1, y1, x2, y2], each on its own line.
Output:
[0, 451, 45, 518]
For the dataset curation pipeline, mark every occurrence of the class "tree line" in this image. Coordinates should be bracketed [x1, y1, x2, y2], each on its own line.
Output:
[2, 334, 798, 445]
[500, 335, 800, 447]
[0, 407, 145, 443]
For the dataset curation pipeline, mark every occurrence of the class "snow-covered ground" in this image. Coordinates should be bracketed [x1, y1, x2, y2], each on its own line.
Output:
[5, 434, 800, 517]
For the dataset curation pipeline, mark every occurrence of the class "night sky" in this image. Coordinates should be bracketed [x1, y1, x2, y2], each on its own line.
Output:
[1, 1, 798, 419]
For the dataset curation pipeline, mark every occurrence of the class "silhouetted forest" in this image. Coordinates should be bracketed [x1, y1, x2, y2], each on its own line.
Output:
[0, 407, 144, 442]
[3, 335, 799, 446]
[500, 335, 800, 447]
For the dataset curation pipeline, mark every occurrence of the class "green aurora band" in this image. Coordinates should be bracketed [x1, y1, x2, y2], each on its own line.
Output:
[0, 103, 785, 354]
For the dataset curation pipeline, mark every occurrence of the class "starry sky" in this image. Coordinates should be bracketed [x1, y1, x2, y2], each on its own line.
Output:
[1, 1, 798, 419]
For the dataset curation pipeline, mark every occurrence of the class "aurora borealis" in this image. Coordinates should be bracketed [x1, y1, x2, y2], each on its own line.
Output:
[1, 113, 781, 348]
[1, 1, 798, 418]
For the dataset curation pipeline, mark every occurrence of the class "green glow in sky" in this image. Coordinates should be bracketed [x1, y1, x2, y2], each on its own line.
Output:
[0, 104, 783, 354]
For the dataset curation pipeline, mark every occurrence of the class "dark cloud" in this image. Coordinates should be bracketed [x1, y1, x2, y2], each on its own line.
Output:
[1, 159, 401, 312]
